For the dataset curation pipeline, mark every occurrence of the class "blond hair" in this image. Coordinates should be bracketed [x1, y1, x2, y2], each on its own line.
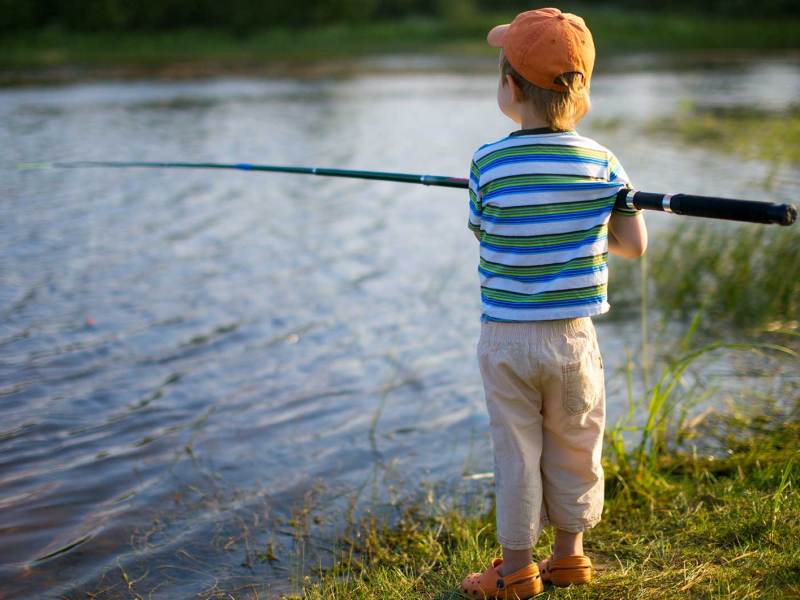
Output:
[501, 57, 590, 131]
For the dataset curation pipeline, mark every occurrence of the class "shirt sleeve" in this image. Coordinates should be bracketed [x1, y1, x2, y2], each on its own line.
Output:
[467, 158, 483, 233]
[608, 151, 641, 216]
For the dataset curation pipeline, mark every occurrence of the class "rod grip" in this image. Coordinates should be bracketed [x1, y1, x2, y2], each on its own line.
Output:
[615, 189, 797, 226]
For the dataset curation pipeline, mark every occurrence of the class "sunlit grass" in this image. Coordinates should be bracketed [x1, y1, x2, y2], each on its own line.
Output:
[298, 412, 800, 598]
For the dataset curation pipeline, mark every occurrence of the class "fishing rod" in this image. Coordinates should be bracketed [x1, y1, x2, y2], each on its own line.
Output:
[18, 160, 797, 226]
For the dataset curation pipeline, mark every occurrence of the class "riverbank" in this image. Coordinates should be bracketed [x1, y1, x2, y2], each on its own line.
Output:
[297, 396, 800, 598]
[3, 7, 800, 85]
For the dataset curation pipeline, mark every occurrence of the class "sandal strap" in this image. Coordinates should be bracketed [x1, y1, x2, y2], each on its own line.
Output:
[500, 565, 541, 586]
[499, 573, 540, 587]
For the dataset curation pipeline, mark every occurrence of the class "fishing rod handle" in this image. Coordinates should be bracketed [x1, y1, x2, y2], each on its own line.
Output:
[616, 189, 797, 226]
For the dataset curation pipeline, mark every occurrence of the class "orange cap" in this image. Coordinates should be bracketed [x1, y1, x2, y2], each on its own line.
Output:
[487, 7, 595, 92]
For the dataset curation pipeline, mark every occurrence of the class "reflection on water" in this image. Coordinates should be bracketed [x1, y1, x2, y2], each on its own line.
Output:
[1, 55, 798, 597]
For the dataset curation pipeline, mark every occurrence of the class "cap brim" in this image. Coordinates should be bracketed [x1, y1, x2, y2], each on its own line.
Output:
[487, 24, 508, 48]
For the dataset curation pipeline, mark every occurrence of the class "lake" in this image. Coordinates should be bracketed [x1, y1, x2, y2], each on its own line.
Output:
[1, 53, 798, 598]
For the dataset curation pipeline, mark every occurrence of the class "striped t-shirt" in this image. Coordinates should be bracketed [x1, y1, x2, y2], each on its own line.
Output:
[468, 128, 638, 322]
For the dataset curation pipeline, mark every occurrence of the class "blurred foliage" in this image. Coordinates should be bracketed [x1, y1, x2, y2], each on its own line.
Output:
[647, 105, 800, 166]
[608, 0, 800, 15]
[2, 0, 799, 33]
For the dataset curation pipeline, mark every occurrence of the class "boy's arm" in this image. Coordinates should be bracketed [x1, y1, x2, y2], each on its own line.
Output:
[608, 211, 647, 257]
[607, 152, 647, 258]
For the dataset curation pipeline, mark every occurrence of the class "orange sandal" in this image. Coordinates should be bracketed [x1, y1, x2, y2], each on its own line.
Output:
[460, 558, 544, 599]
[537, 555, 592, 587]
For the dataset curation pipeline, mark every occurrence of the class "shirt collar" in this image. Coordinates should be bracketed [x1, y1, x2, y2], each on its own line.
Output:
[509, 127, 575, 137]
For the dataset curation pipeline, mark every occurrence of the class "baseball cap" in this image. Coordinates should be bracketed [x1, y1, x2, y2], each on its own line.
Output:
[487, 7, 595, 93]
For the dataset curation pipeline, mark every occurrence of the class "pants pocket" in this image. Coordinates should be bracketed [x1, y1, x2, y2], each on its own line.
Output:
[562, 350, 603, 415]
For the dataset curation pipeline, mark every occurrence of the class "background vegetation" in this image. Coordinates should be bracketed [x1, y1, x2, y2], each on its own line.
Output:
[3, 4, 799, 75]
[2, 0, 799, 33]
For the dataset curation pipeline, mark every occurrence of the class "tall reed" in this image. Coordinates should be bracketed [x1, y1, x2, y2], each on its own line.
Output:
[649, 224, 800, 331]
[605, 309, 796, 500]
[610, 223, 800, 333]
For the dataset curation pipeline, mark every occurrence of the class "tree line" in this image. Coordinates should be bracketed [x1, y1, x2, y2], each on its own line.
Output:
[2, 0, 797, 33]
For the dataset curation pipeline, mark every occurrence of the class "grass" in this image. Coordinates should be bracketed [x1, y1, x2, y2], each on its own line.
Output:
[295, 336, 799, 599]
[1, 6, 799, 76]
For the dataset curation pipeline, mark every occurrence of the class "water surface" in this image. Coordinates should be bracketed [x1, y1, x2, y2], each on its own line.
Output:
[1, 54, 798, 598]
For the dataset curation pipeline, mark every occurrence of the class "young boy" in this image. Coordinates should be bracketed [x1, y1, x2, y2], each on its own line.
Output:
[461, 8, 647, 599]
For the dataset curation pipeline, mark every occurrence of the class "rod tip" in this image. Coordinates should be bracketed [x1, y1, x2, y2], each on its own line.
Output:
[16, 162, 51, 170]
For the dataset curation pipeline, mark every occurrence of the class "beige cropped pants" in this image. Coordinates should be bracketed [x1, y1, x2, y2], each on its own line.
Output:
[477, 317, 606, 550]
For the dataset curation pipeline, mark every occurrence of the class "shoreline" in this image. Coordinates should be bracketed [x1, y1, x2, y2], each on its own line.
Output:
[3, 48, 800, 89]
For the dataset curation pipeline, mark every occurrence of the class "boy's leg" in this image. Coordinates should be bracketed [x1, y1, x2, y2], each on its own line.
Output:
[553, 530, 583, 560]
[539, 320, 605, 545]
[501, 547, 533, 575]
[477, 325, 546, 563]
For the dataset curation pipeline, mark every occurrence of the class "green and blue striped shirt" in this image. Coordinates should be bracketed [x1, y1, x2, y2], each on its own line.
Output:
[468, 128, 637, 322]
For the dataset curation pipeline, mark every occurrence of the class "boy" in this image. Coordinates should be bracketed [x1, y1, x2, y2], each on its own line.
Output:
[461, 8, 647, 599]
